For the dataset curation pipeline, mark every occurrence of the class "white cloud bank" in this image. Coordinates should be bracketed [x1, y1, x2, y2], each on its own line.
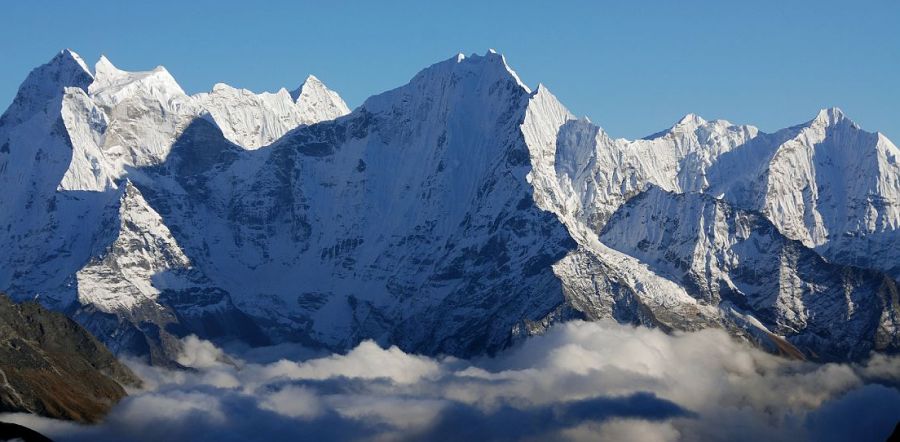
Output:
[1, 321, 898, 441]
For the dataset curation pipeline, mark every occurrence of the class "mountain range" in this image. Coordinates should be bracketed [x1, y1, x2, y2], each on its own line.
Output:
[0, 49, 897, 364]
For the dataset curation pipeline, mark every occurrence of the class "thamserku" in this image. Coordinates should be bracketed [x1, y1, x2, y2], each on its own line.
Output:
[0, 49, 897, 365]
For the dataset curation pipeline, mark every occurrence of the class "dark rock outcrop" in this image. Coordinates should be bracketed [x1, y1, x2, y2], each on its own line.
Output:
[0, 294, 140, 423]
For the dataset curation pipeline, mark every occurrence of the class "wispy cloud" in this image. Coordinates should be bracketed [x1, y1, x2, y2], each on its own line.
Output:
[2, 321, 898, 441]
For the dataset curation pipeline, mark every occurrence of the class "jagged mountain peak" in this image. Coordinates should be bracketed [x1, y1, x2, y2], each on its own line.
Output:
[674, 112, 707, 128]
[429, 49, 526, 87]
[640, 113, 748, 142]
[466, 49, 531, 93]
[289, 74, 324, 100]
[813, 106, 845, 122]
[361, 50, 531, 117]
[89, 54, 187, 108]
[205, 82, 291, 101]
[0, 49, 94, 120]
[287, 73, 350, 123]
[93, 54, 119, 78]
[58, 49, 93, 78]
[210, 82, 232, 93]
[94, 54, 172, 79]
[809, 106, 859, 130]
[601, 184, 900, 360]
[205, 82, 268, 97]
[76, 177, 193, 315]
[1, 48, 898, 367]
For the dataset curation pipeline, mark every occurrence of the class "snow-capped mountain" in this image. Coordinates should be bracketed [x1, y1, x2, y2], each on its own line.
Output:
[600, 187, 898, 360]
[542, 103, 900, 279]
[707, 109, 900, 278]
[195, 74, 349, 149]
[0, 49, 897, 362]
[131, 51, 575, 356]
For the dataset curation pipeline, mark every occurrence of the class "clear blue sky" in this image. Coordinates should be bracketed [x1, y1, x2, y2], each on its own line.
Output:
[1, 0, 897, 140]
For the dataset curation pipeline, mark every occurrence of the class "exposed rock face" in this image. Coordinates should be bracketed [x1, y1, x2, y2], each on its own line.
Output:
[0, 294, 140, 423]
[599, 187, 900, 360]
[524, 86, 900, 361]
[136, 52, 577, 356]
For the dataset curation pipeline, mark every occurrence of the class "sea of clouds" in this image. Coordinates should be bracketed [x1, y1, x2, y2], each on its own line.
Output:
[2, 320, 899, 441]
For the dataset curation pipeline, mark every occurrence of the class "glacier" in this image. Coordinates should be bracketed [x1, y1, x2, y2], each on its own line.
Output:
[0, 49, 897, 363]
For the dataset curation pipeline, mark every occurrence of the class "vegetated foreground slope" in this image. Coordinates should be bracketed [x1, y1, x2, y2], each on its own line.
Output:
[0, 294, 140, 423]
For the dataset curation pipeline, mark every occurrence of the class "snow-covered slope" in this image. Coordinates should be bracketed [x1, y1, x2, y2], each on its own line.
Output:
[195, 75, 349, 149]
[549, 111, 758, 230]
[521, 85, 900, 359]
[134, 51, 576, 356]
[35, 54, 349, 192]
[291, 75, 352, 123]
[707, 109, 900, 277]
[531, 94, 900, 281]
[76, 180, 193, 314]
[0, 50, 107, 311]
[600, 187, 899, 360]
[0, 50, 349, 361]
[521, 86, 726, 335]
[0, 49, 897, 363]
